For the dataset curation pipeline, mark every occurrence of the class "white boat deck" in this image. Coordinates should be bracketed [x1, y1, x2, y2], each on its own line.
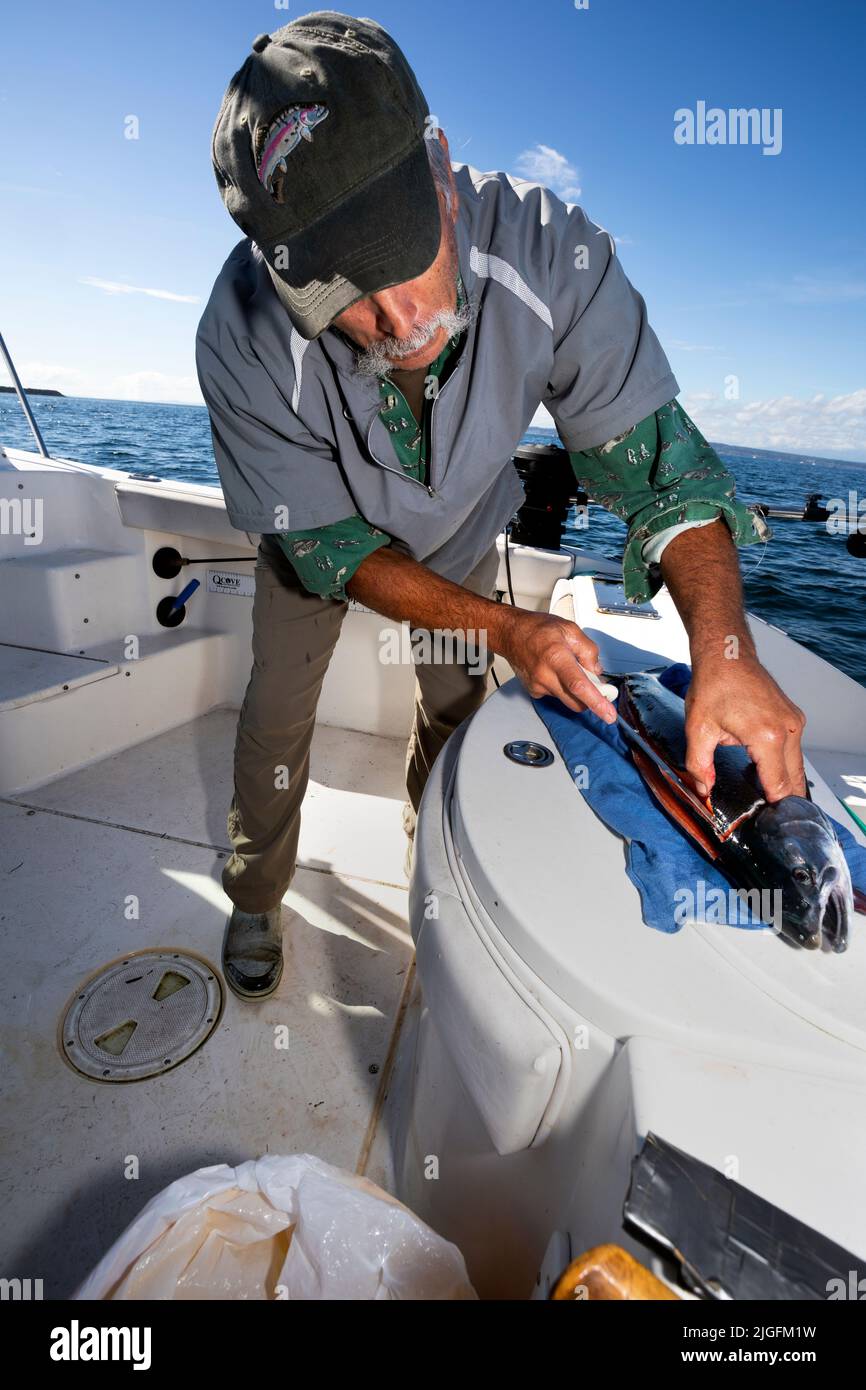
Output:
[3, 445, 865, 1300]
[0, 711, 415, 1298]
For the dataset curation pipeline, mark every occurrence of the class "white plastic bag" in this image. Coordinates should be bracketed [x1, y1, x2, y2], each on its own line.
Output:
[74, 1154, 476, 1300]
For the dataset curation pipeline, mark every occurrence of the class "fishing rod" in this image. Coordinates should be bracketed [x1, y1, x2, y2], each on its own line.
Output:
[754, 494, 866, 558]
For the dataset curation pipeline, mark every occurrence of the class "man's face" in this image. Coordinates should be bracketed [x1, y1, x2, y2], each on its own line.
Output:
[331, 154, 460, 373]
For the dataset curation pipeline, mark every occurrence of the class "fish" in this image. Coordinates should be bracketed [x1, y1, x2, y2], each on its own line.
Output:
[256, 104, 329, 200]
[611, 672, 861, 952]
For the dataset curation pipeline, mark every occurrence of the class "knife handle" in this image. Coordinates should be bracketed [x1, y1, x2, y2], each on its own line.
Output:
[578, 665, 619, 703]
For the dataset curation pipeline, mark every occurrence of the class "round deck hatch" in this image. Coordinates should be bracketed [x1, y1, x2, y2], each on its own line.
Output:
[61, 950, 221, 1081]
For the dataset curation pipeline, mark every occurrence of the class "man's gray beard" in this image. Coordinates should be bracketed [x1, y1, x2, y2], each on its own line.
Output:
[351, 296, 475, 379]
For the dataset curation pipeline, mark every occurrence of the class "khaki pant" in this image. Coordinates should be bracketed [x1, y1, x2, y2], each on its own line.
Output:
[222, 537, 500, 913]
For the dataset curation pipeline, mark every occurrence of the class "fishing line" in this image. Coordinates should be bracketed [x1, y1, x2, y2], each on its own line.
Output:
[740, 530, 771, 584]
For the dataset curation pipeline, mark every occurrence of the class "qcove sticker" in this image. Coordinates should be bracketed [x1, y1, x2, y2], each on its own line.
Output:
[207, 569, 255, 597]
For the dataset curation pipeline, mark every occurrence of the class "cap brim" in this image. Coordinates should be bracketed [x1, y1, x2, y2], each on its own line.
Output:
[261, 139, 443, 339]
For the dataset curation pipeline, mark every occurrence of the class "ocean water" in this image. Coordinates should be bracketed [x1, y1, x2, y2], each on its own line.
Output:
[3, 392, 864, 687]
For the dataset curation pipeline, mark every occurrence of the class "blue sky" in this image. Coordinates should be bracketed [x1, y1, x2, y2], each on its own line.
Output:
[1, 0, 864, 458]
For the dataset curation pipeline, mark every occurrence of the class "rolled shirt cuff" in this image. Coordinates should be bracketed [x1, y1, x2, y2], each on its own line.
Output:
[269, 517, 391, 600]
[623, 495, 770, 604]
[640, 514, 721, 566]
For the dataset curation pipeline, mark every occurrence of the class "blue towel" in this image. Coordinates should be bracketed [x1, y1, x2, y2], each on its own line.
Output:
[533, 663, 866, 934]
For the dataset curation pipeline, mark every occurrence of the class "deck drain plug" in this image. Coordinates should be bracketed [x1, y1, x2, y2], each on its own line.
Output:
[61, 950, 221, 1082]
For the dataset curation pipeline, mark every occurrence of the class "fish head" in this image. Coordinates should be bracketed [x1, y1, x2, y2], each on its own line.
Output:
[745, 796, 854, 952]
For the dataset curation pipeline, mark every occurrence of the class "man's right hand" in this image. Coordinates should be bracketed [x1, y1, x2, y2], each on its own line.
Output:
[495, 607, 618, 723]
[347, 546, 618, 723]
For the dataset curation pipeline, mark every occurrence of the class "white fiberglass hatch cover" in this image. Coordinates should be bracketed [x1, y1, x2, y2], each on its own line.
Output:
[448, 676, 866, 1067]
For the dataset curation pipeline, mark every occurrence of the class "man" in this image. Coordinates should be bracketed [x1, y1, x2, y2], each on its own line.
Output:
[197, 12, 806, 1000]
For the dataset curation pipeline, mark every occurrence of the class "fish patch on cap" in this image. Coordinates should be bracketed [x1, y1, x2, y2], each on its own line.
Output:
[255, 103, 329, 202]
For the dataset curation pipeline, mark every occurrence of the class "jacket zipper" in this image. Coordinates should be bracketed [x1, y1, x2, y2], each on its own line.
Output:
[365, 357, 464, 498]
[365, 443, 437, 497]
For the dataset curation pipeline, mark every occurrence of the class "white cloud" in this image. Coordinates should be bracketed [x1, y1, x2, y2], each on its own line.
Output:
[669, 339, 723, 353]
[531, 402, 555, 431]
[80, 277, 199, 304]
[773, 276, 866, 306]
[109, 371, 203, 405]
[0, 181, 51, 196]
[681, 388, 866, 462]
[514, 144, 582, 202]
[532, 390, 866, 462]
[2, 361, 93, 394]
[1, 361, 204, 406]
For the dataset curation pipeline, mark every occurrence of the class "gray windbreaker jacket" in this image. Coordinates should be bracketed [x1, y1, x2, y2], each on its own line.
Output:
[196, 162, 679, 584]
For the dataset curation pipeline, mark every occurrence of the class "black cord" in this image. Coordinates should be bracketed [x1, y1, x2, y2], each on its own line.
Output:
[181, 556, 257, 564]
[504, 522, 517, 608]
[490, 587, 506, 688]
[489, 523, 520, 689]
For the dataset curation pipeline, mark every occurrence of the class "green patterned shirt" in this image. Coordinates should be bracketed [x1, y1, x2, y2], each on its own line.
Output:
[568, 400, 768, 603]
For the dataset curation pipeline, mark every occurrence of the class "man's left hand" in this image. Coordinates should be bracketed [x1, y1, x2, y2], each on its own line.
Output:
[683, 654, 807, 803]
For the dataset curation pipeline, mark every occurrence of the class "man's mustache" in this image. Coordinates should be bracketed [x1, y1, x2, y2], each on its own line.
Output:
[352, 300, 475, 378]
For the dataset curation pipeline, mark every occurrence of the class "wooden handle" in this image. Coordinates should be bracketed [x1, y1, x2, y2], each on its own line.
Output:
[550, 1244, 680, 1300]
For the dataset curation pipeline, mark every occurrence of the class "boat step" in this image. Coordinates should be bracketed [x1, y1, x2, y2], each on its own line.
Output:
[0, 629, 246, 795]
[0, 643, 118, 713]
[0, 547, 150, 652]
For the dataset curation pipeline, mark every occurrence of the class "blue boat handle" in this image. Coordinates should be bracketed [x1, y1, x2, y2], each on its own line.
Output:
[170, 578, 200, 612]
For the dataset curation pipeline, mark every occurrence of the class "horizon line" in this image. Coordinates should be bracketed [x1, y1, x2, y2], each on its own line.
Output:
[2, 390, 864, 469]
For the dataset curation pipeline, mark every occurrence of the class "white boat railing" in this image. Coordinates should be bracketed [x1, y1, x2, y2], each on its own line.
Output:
[0, 329, 51, 459]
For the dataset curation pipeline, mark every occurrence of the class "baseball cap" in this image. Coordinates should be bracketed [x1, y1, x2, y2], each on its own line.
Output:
[211, 11, 443, 339]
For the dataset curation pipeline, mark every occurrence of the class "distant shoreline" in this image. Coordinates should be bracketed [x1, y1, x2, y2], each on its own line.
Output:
[0, 385, 64, 397]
